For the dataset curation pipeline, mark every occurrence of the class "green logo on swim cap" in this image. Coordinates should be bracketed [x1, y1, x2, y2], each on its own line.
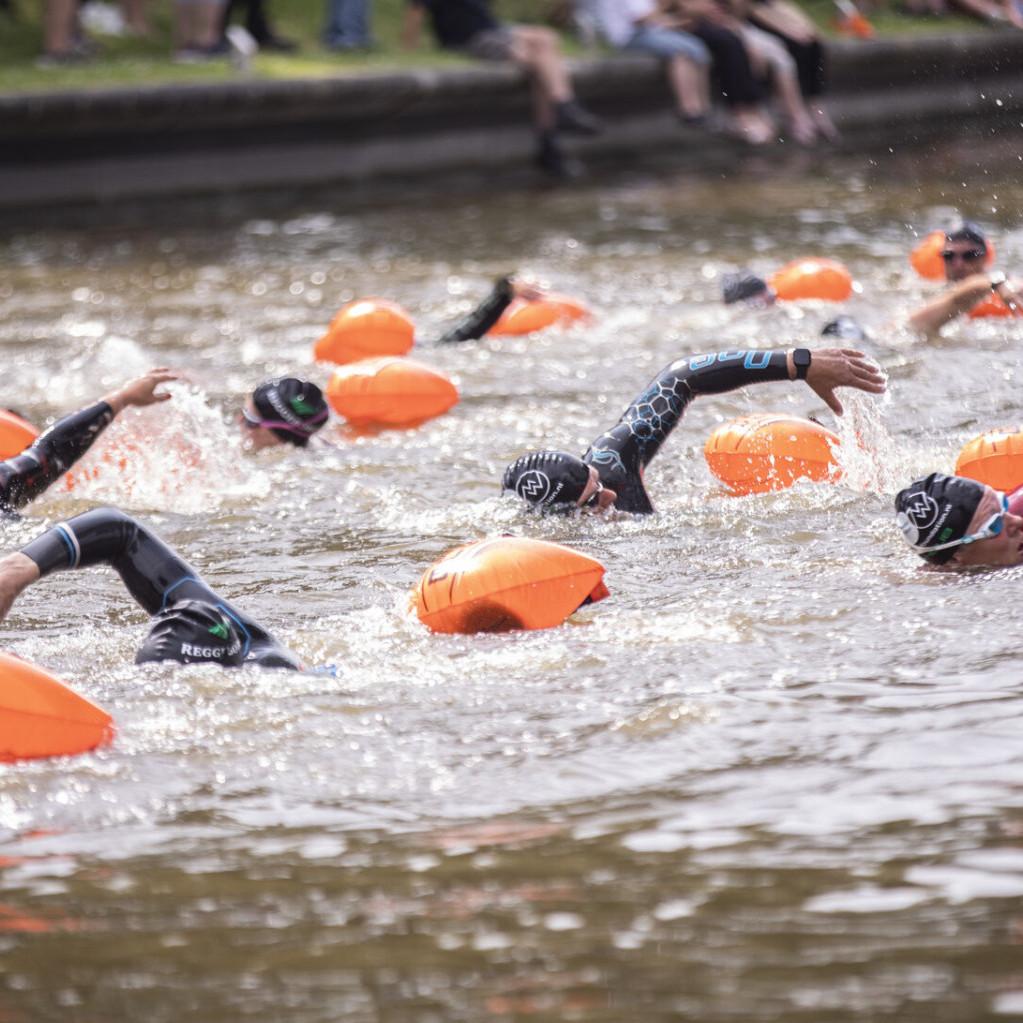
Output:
[937, 526, 954, 543]
[290, 396, 317, 416]
[208, 622, 230, 640]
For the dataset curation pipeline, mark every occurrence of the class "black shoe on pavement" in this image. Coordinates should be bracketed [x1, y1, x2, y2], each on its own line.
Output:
[554, 100, 603, 136]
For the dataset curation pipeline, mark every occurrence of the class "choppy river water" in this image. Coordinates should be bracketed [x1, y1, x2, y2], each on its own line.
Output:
[2, 134, 1023, 1022]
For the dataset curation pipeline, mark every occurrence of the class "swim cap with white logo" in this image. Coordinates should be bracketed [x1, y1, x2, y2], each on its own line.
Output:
[502, 450, 591, 510]
[894, 472, 985, 565]
[135, 599, 246, 666]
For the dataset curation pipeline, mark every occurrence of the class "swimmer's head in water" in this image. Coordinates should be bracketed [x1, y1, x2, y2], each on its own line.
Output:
[502, 450, 591, 510]
[722, 269, 776, 307]
[821, 315, 871, 341]
[135, 599, 246, 667]
[894, 472, 985, 565]
[249, 378, 329, 447]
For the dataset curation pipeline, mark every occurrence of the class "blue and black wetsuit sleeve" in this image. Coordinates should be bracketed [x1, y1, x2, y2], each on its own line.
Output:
[584, 349, 790, 514]
[434, 276, 515, 344]
[0, 401, 115, 514]
[20, 507, 306, 671]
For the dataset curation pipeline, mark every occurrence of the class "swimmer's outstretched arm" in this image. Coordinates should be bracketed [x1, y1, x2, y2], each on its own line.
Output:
[0, 553, 40, 624]
[0, 368, 178, 513]
[435, 275, 546, 344]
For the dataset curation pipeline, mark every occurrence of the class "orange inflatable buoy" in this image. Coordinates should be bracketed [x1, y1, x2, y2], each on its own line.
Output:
[314, 298, 416, 365]
[486, 294, 590, 337]
[704, 413, 841, 495]
[411, 536, 610, 634]
[910, 230, 949, 281]
[769, 258, 854, 302]
[910, 230, 995, 280]
[955, 426, 1023, 492]
[325, 357, 458, 427]
[968, 291, 1016, 319]
[0, 409, 39, 461]
[0, 651, 114, 762]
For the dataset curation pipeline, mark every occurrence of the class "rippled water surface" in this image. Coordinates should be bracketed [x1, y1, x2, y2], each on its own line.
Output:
[3, 136, 1023, 1022]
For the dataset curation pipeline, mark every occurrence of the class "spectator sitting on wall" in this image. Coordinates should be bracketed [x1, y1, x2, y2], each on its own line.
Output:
[402, 0, 604, 178]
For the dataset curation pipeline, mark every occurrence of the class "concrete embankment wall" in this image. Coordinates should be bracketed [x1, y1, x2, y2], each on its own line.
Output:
[1, 32, 1022, 210]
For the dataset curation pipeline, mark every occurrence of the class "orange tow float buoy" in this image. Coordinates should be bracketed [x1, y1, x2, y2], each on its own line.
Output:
[704, 413, 841, 495]
[325, 357, 458, 427]
[968, 291, 1016, 319]
[0, 651, 114, 762]
[314, 298, 416, 365]
[0, 410, 39, 460]
[411, 536, 610, 634]
[954, 426, 1023, 492]
[769, 258, 854, 302]
[910, 230, 949, 281]
[486, 294, 590, 337]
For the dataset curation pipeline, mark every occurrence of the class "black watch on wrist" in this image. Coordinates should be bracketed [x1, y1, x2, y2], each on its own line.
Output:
[793, 348, 812, 380]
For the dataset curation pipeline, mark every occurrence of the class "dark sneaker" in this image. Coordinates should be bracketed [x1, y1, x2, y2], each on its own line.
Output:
[554, 100, 603, 136]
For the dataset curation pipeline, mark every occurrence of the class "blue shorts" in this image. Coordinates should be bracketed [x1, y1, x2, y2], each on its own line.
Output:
[625, 25, 710, 66]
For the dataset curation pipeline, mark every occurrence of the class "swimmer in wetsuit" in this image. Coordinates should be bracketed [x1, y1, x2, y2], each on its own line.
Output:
[503, 346, 886, 514]
[0, 369, 177, 515]
[0, 507, 305, 669]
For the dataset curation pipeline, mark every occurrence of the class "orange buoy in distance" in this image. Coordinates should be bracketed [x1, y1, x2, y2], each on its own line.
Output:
[955, 426, 1023, 492]
[704, 412, 841, 495]
[769, 258, 854, 302]
[487, 294, 590, 337]
[0, 651, 114, 762]
[0, 410, 39, 461]
[314, 299, 416, 365]
[411, 536, 610, 634]
[325, 356, 458, 428]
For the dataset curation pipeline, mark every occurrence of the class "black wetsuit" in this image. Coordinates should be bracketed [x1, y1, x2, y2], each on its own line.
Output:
[583, 348, 791, 514]
[435, 276, 516, 344]
[0, 401, 116, 514]
[19, 507, 306, 671]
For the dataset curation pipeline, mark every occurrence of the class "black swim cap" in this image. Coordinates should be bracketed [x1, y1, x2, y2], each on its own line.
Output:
[135, 599, 246, 666]
[945, 219, 987, 248]
[502, 450, 591, 510]
[894, 472, 985, 565]
[251, 377, 329, 447]
[722, 269, 775, 306]
[821, 315, 871, 341]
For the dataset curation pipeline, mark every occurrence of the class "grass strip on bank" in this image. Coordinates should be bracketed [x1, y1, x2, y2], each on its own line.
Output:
[0, 0, 991, 94]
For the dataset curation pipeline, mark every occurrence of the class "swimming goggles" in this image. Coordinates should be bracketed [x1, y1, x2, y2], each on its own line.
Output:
[581, 479, 604, 508]
[242, 407, 328, 438]
[915, 492, 1009, 553]
[940, 248, 985, 263]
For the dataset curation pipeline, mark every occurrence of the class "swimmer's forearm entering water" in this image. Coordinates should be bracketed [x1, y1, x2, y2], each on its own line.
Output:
[4, 507, 305, 671]
[0, 369, 177, 514]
